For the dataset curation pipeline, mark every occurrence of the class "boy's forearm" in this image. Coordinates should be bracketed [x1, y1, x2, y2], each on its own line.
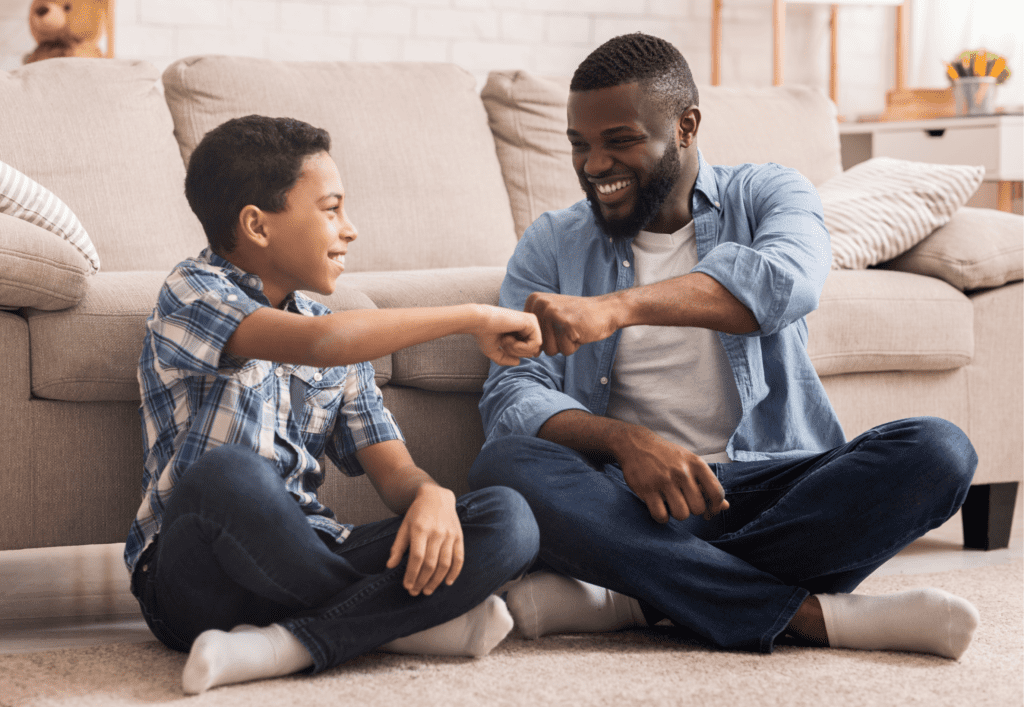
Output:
[226, 303, 489, 368]
[357, 439, 442, 515]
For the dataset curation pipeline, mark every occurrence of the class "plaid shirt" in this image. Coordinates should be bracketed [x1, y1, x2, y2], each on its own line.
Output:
[124, 249, 403, 575]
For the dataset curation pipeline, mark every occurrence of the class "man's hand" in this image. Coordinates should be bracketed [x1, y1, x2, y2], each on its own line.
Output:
[524, 292, 620, 356]
[473, 306, 542, 366]
[386, 483, 465, 596]
[616, 427, 729, 524]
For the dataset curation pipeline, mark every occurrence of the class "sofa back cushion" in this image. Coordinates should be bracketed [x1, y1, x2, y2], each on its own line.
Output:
[0, 59, 208, 272]
[483, 70, 843, 238]
[163, 57, 518, 273]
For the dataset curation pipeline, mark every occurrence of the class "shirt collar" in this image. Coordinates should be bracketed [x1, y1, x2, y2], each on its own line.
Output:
[693, 149, 722, 212]
[199, 247, 314, 314]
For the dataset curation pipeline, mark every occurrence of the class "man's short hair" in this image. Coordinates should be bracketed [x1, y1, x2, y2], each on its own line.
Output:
[570, 33, 698, 120]
[185, 115, 331, 254]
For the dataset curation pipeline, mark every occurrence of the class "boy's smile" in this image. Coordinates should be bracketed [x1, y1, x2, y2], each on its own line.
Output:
[256, 151, 357, 307]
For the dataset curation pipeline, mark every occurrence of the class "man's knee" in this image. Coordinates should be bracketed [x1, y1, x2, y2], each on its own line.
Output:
[469, 435, 542, 491]
[894, 417, 977, 506]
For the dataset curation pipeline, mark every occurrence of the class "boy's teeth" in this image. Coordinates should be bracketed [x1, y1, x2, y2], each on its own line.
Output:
[596, 180, 632, 195]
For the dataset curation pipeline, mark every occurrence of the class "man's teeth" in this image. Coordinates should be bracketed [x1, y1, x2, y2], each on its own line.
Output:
[596, 180, 632, 195]
[330, 254, 345, 264]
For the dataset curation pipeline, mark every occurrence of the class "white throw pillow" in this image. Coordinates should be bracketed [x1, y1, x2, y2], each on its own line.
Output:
[0, 159, 100, 273]
[819, 157, 984, 270]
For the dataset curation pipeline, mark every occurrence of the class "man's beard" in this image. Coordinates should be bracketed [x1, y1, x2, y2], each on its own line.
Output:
[583, 145, 682, 241]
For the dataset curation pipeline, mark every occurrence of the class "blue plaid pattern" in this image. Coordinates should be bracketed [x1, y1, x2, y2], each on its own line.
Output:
[125, 249, 403, 574]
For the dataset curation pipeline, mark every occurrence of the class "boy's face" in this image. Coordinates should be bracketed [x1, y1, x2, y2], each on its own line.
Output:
[260, 151, 357, 305]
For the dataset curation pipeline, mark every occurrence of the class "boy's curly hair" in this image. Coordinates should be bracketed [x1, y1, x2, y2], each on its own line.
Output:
[185, 115, 331, 254]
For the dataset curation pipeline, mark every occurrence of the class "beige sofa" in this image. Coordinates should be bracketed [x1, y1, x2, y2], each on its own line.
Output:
[1, 57, 1020, 555]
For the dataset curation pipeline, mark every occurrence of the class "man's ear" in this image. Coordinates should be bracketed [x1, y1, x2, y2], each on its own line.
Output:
[236, 205, 270, 249]
[677, 107, 701, 149]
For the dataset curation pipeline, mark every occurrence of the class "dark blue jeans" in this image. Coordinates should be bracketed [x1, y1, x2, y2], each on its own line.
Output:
[469, 416, 976, 654]
[131, 445, 539, 673]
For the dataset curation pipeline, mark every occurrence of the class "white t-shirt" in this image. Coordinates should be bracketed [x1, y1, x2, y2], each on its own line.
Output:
[604, 221, 742, 463]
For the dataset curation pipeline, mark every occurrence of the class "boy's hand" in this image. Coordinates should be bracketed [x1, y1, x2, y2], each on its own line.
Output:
[386, 483, 465, 596]
[474, 306, 542, 366]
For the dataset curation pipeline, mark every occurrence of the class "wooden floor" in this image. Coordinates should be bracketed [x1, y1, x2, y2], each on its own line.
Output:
[2, 503, 1020, 656]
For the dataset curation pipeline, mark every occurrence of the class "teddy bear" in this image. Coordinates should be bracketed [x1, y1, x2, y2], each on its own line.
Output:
[23, 0, 113, 64]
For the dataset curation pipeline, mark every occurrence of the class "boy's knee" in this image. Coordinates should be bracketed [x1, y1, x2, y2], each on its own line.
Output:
[465, 485, 539, 571]
[179, 445, 281, 498]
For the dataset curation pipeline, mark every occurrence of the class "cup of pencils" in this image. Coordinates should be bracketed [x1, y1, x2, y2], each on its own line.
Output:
[946, 50, 1011, 116]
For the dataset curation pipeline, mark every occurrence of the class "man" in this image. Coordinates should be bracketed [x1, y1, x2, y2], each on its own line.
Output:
[470, 33, 980, 659]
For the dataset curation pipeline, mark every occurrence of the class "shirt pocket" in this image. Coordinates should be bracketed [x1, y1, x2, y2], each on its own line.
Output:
[290, 366, 346, 436]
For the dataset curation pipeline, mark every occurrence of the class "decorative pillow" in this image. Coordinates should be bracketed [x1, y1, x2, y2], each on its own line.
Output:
[0, 159, 100, 273]
[0, 212, 91, 310]
[881, 206, 1024, 291]
[818, 157, 984, 270]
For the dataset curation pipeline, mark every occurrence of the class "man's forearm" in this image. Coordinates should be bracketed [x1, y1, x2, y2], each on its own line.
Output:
[611, 272, 758, 334]
[538, 409, 645, 466]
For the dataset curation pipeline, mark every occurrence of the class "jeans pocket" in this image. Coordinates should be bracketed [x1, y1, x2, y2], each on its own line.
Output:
[134, 559, 192, 652]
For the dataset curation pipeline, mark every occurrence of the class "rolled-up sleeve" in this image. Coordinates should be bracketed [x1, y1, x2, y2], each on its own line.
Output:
[479, 216, 591, 441]
[693, 165, 831, 337]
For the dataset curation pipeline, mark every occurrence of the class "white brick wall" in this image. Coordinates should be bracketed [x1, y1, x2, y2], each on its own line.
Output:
[0, 0, 907, 118]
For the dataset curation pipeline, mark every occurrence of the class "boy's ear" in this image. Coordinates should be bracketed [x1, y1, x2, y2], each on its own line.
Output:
[236, 205, 270, 249]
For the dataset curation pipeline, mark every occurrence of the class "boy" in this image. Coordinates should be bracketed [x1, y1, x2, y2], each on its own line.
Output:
[126, 115, 542, 694]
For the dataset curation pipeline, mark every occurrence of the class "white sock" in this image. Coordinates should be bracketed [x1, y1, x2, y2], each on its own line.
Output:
[382, 594, 514, 657]
[505, 571, 647, 639]
[817, 588, 980, 660]
[381, 594, 514, 657]
[182, 623, 313, 694]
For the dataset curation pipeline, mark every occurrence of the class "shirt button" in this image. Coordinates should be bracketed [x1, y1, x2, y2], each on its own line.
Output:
[600, 376, 609, 385]
[623, 261, 630, 268]
[275, 367, 284, 377]
[313, 372, 323, 381]
[715, 201, 721, 208]
[226, 294, 238, 302]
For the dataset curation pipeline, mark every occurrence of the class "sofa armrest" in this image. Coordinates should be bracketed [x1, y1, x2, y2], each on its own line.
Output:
[0, 212, 92, 311]
[881, 207, 1023, 292]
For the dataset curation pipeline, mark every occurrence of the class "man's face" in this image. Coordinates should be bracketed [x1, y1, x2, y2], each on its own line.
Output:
[567, 82, 682, 240]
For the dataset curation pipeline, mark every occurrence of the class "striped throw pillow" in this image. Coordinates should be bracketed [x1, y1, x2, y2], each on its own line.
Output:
[819, 157, 984, 270]
[0, 160, 100, 273]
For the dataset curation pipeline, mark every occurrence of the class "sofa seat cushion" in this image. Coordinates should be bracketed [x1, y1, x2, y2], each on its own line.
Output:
[162, 57, 517, 274]
[26, 273, 389, 402]
[0, 59, 207, 273]
[482, 70, 843, 239]
[341, 267, 506, 392]
[807, 269, 973, 376]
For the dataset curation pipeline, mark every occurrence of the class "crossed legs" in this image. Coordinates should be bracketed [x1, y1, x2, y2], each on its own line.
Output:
[470, 417, 980, 658]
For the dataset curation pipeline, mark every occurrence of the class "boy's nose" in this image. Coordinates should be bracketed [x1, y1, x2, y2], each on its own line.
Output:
[340, 217, 357, 242]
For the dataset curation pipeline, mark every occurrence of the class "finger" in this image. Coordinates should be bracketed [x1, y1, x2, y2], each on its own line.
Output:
[539, 317, 561, 357]
[445, 535, 465, 586]
[676, 473, 707, 518]
[409, 534, 443, 596]
[662, 486, 692, 522]
[643, 493, 670, 524]
[694, 462, 728, 516]
[403, 531, 429, 595]
[421, 537, 454, 596]
[387, 521, 410, 569]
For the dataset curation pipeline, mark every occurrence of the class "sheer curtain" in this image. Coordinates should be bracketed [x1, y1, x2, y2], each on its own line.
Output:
[910, 0, 1023, 109]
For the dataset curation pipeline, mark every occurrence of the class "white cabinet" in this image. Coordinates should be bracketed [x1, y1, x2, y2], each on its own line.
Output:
[839, 115, 1023, 211]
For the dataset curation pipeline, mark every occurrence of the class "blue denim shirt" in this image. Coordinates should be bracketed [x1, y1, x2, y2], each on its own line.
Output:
[479, 151, 845, 461]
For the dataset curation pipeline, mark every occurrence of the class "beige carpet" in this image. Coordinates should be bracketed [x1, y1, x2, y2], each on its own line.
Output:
[2, 560, 1021, 707]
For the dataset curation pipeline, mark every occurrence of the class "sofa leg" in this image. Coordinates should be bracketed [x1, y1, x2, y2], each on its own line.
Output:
[961, 482, 1019, 550]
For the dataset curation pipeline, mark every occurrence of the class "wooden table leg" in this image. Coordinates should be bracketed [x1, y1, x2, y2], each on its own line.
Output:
[997, 181, 1014, 212]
